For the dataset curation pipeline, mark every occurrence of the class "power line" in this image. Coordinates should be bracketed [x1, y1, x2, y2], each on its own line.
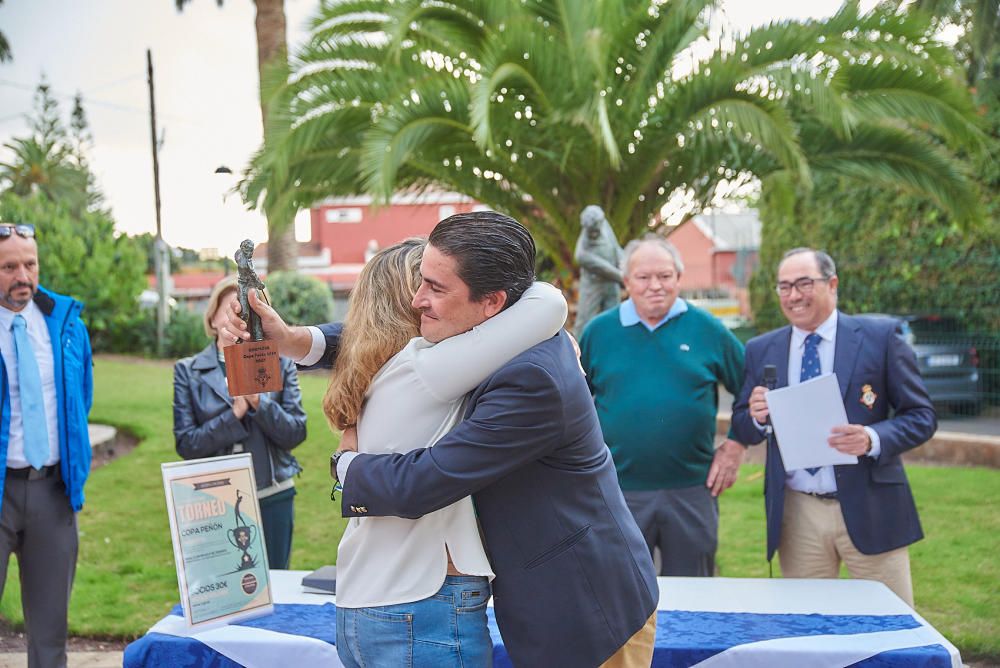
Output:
[0, 77, 206, 127]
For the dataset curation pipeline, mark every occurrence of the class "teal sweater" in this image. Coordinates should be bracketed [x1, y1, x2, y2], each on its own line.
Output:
[579, 304, 745, 490]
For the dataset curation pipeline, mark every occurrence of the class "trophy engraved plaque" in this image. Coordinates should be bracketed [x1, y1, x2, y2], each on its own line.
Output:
[224, 239, 282, 395]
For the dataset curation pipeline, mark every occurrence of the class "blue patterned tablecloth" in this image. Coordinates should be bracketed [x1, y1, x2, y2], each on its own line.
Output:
[125, 601, 956, 668]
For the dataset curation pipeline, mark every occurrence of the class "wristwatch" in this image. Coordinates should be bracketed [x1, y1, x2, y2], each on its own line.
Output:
[330, 451, 346, 483]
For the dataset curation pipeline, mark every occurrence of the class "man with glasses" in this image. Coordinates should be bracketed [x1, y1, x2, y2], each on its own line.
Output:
[579, 234, 747, 577]
[0, 222, 93, 667]
[731, 247, 935, 604]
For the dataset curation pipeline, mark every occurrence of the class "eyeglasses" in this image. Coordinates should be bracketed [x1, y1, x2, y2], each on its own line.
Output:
[0, 224, 35, 240]
[775, 276, 830, 296]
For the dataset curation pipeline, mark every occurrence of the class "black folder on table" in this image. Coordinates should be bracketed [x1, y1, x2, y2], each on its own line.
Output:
[301, 565, 337, 594]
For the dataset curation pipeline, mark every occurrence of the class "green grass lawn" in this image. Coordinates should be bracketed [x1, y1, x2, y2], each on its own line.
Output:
[0, 356, 996, 660]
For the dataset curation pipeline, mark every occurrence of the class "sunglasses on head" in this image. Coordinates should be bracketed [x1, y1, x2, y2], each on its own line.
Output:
[0, 224, 36, 239]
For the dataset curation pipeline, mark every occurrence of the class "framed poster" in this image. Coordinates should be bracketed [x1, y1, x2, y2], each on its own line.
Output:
[162, 453, 273, 627]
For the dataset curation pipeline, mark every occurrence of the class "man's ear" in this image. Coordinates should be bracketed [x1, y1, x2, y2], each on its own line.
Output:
[481, 290, 508, 318]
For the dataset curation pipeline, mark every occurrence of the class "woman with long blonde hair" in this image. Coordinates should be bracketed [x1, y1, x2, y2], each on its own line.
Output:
[323, 237, 423, 431]
[323, 237, 567, 668]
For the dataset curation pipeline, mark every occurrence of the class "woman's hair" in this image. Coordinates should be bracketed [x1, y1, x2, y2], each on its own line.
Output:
[323, 237, 425, 430]
[203, 275, 239, 339]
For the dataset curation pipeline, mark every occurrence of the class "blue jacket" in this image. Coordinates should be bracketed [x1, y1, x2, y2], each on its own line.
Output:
[339, 331, 658, 666]
[0, 286, 93, 513]
[731, 313, 936, 560]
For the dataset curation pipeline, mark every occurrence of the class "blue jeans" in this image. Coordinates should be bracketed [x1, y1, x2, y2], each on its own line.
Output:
[336, 575, 492, 668]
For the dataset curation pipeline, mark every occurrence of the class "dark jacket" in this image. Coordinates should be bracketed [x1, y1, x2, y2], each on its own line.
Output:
[731, 312, 936, 560]
[340, 331, 658, 667]
[0, 286, 93, 513]
[173, 343, 306, 490]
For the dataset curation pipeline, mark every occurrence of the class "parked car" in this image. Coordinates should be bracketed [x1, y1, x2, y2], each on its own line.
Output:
[890, 314, 982, 416]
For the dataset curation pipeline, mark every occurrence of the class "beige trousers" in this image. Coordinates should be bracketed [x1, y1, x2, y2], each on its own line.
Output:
[779, 489, 914, 606]
[599, 612, 657, 668]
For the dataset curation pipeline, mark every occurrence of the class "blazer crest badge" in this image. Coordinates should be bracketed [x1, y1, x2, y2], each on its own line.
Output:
[860, 384, 877, 409]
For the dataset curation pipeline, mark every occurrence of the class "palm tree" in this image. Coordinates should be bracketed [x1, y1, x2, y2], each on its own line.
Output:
[243, 0, 983, 274]
[0, 83, 91, 211]
[0, 0, 11, 63]
[0, 136, 88, 206]
[911, 0, 999, 86]
[174, 0, 298, 272]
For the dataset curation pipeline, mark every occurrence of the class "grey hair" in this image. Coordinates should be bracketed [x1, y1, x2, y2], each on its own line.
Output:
[621, 234, 684, 276]
[781, 247, 837, 279]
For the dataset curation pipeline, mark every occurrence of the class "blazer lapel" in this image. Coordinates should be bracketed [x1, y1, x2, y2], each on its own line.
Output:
[193, 344, 233, 405]
[833, 312, 861, 400]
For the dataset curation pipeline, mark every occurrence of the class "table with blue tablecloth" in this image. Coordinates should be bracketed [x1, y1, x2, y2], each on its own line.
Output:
[124, 570, 962, 667]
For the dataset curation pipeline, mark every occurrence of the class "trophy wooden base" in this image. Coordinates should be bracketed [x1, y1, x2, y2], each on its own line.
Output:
[223, 340, 283, 396]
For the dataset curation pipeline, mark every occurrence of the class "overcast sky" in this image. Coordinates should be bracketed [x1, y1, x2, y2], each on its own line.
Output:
[0, 0, 877, 254]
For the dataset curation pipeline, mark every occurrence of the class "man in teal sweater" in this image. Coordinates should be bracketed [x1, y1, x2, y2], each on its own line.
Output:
[580, 234, 747, 576]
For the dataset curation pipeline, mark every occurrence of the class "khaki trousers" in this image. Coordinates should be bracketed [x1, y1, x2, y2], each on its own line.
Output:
[600, 611, 657, 668]
[779, 490, 914, 606]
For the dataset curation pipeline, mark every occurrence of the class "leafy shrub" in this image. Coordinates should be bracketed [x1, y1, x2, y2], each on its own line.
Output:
[164, 309, 208, 359]
[0, 193, 147, 353]
[266, 271, 334, 326]
[101, 309, 157, 356]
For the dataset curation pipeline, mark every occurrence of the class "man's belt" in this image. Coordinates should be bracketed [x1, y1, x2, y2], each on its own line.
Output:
[801, 491, 838, 501]
[6, 465, 58, 481]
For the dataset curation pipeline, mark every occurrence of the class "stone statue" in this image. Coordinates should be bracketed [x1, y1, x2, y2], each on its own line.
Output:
[573, 205, 624, 337]
[235, 239, 267, 341]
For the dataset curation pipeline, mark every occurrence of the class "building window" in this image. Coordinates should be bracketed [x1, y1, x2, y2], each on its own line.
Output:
[439, 205, 456, 220]
[326, 208, 363, 223]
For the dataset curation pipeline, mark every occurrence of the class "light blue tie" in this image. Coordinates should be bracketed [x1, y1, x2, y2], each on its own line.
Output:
[801, 332, 822, 475]
[12, 314, 50, 469]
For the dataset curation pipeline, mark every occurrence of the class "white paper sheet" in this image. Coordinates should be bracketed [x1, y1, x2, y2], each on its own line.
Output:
[764, 373, 858, 470]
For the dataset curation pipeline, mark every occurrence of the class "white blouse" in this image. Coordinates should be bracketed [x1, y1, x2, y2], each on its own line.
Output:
[334, 282, 568, 608]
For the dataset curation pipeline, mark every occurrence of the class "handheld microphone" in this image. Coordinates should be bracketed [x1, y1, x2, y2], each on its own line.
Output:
[763, 364, 777, 436]
[763, 364, 777, 390]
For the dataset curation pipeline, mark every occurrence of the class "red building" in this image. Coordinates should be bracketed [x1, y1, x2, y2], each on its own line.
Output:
[255, 192, 485, 292]
[665, 210, 760, 321]
[157, 192, 486, 315]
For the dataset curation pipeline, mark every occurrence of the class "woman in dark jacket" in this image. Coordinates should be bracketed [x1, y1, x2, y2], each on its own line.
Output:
[173, 276, 307, 569]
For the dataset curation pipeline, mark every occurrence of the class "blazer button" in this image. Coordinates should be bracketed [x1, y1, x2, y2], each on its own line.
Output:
[349, 506, 357, 513]
[358, 506, 368, 513]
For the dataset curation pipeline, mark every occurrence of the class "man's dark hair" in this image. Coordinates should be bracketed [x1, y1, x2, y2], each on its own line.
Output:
[781, 247, 837, 279]
[429, 210, 536, 309]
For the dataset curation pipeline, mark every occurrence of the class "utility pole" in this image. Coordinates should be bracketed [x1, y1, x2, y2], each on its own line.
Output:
[147, 49, 170, 353]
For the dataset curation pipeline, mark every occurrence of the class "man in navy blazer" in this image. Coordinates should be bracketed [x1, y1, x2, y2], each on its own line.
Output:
[731, 248, 935, 606]
[228, 213, 658, 667]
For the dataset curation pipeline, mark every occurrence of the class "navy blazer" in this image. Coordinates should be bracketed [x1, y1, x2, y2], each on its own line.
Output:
[731, 312, 936, 561]
[339, 330, 658, 667]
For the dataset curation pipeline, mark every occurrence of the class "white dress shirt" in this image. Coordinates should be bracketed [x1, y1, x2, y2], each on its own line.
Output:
[0, 300, 60, 468]
[784, 310, 880, 495]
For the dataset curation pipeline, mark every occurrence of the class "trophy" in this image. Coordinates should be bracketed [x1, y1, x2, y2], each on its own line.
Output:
[223, 239, 283, 395]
